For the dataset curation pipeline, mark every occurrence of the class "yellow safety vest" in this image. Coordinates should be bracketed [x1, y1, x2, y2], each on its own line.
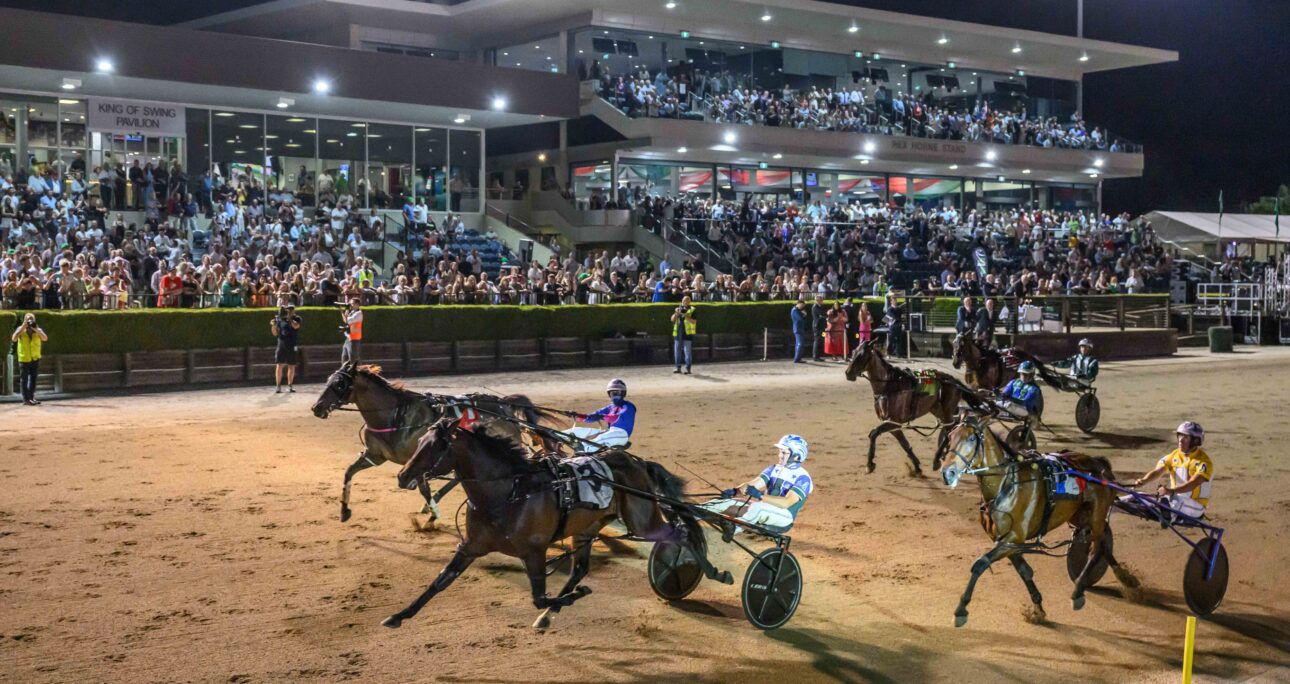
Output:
[16, 330, 42, 362]
[673, 312, 697, 337]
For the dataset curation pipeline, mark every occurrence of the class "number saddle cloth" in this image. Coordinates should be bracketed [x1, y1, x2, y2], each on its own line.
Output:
[985, 452, 1089, 541]
[548, 455, 615, 510]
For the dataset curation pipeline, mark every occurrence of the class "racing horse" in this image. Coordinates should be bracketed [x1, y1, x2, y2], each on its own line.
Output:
[310, 363, 561, 524]
[952, 334, 1065, 392]
[844, 339, 985, 476]
[939, 413, 1137, 626]
[382, 416, 723, 631]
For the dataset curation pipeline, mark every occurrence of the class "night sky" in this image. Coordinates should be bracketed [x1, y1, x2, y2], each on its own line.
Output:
[3, 0, 1286, 215]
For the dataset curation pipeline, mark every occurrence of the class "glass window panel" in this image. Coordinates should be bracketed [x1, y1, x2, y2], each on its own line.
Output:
[414, 126, 447, 210]
[26, 103, 58, 147]
[317, 118, 365, 207]
[58, 98, 87, 149]
[0, 101, 17, 146]
[0, 147, 15, 183]
[366, 123, 411, 209]
[266, 114, 315, 207]
[838, 173, 885, 205]
[448, 129, 480, 212]
[572, 161, 612, 203]
[211, 110, 265, 196]
[184, 109, 210, 210]
[909, 177, 963, 211]
[496, 34, 562, 74]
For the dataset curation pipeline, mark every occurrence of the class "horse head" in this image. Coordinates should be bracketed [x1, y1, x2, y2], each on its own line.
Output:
[397, 417, 459, 491]
[951, 333, 966, 369]
[844, 339, 877, 382]
[940, 413, 987, 487]
[312, 362, 358, 419]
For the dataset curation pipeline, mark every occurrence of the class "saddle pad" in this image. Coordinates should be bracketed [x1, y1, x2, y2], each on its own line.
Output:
[1042, 456, 1085, 499]
[562, 456, 614, 509]
[914, 370, 939, 396]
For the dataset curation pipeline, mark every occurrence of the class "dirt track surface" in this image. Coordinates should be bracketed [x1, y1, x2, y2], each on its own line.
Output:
[2, 349, 1289, 683]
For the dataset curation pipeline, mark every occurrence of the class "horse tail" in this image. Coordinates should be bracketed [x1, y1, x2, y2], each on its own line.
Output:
[642, 460, 710, 565]
[938, 372, 991, 414]
[1088, 456, 1117, 483]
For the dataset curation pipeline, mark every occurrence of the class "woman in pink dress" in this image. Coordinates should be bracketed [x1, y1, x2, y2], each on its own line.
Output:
[857, 302, 874, 346]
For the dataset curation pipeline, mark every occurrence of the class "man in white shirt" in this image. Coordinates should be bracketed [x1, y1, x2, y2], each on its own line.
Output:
[330, 202, 348, 233]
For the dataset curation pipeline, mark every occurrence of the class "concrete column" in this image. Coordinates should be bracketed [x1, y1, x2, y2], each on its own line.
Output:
[558, 30, 570, 75]
[557, 120, 569, 186]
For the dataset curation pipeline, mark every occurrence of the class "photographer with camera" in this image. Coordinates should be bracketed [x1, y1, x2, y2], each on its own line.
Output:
[338, 298, 363, 364]
[670, 294, 696, 375]
[271, 304, 302, 393]
[11, 313, 48, 406]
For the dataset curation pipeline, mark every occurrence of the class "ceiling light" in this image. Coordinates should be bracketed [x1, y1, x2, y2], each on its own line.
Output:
[347, 132, 357, 137]
[986, 150, 997, 161]
[224, 139, 235, 143]
[665, 0, 677, 8]
[95, 58, 114, 73]
[871, 53, 881, 60]
[61, 78, 80, 90]
[1022, 169, 1031, 174]
[860, 159, 870, 165]
[770, 41, 781, 49]
[276, 97, 294, 109]
[1015, 69, 1026, 77]
[761, 12, 772, 21]
[538, 153, 547, 162]
[368, 134, 381, 138]
[454, 114, 470, 124]
[215, 112, 235, 117]
[937, 36, 949, 45]
[680, 30, 690, 38]
[534, 44, 541, 49]
[996, 175, 1006, 182]
[947, 61, 957, 69]
[854, 50, 863, 58]
[502, 52, 509, 56]
[863, 141, 875, 153]
[1094, 158, 1104, 167]
[234, 150, 245, 155]
[1089, 173, 1099, 178]
[772, 153, 782, 159]
[58, 99, 79, 105]
[326, 138, 340, 144]
[949, 164, 959, 170]
[1079, 52, 1090, 62]
[1012, 45, 1022, 54]
[492, 97, 507, 110]
[313, 79, 331, 94]
[286, 143, 302, 148]
[848, 23, 859, 33]
[351, 122, 366, 127]
[265, 134, 278, 139]
[723, 131, 737, 144]
[677, 146, 688, 153]
[287, 117, 306, 123]
[239, 124, 258, 129]
[302, 129, 316, 134]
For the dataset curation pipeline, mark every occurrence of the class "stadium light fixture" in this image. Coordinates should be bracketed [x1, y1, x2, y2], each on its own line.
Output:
[95, 58, 114, 73]
[937, 35, 949, 45]
[985, 149, 997, 161]
[454, 114, 470, 124]
[723, 131, 737, 144]
[665, 1, 677, 8]
[61, 78, 79, 90]
[1012, 44, 1023, 54]
[1079, 52, 1090, 62]
[863, 141, 876, 153]
[677, 146, 688, 153]
[1094, 158, 1104, 168]
[276, 97, 294, 109]
[761, 11, 772, 22]
[538, 153, 547, 162]
[492, 97, 507, 111]
[848, 22, 859, 33]
[313, 79, 331, 94]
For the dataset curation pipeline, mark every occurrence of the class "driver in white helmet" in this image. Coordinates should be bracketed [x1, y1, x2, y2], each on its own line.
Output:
[566, 378, 636, 451]
[1129, 421, 1214, 520]
[1053, 338, 1099, 388]
[703, 435, 813, 532]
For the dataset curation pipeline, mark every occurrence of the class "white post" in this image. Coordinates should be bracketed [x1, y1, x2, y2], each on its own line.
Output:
[763, 327, 769, 361]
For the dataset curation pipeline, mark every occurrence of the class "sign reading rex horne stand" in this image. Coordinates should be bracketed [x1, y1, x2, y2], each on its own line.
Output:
[88, 97, 186, 137]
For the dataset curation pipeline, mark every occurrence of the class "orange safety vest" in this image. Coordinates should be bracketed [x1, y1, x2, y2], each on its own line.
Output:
[348, 312, 363, 341]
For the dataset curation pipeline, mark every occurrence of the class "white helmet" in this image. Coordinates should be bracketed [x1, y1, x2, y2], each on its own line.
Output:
[606, 378, 628, 397]
[1176, 421, 1204, 445]
[774, 434, 809, 464]
[1078, 338, 1094, 349]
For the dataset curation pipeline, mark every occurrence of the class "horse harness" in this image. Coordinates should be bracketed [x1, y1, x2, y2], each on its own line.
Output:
[959, 421, 1083, 544]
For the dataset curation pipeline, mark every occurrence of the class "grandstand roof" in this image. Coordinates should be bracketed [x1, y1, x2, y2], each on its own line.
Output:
[184, 0, 1177, 81]
[1145, 212, 1290, 244]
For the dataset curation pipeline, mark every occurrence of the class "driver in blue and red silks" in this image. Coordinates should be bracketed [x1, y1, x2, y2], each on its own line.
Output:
[997, 361, 1042, 419]
[565, 378, 635, 451]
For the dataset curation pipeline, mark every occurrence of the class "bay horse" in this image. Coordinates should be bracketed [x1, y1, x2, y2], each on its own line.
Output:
[382, 416, 723, 630]
[844, 339, 985, 476]
[939, 413, 1138, 626]
[310, 363, 560, 524]
[952, 334, 1066, 392]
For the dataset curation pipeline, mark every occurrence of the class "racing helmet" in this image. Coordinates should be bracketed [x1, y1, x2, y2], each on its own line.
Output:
[774, 434, 809, 464]
[1176, 421, 1204, 445]
[1078, 338, 1094, 350]
[1017, 360, 1036, 376]
[606, 378, 628, 397]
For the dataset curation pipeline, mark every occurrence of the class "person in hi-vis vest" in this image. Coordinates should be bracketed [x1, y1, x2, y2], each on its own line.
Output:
[671, 295, 697, 375]
[12, 313, 48, 405]
[339, 299, 363, 364]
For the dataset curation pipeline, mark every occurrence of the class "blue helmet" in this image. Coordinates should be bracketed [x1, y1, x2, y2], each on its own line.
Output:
[1017, 361, 1036, 375]
[774, 434, 809, 464]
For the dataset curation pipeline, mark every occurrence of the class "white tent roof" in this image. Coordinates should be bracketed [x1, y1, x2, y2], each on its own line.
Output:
[1144, 211, 1289, 244]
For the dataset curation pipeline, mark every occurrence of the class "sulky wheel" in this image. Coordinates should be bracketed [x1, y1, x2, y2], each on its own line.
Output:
[648, 541, 704, 601]
[1006, 424, 1037, 452]
[1066, 525, 1112, 585]
[1183, 537, 1229, 616]
[1075, 393, 1101, 433]
[741, 548, 803, 630]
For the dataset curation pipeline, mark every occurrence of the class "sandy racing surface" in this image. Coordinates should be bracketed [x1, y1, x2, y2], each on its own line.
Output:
[2, 349, 1290, 683]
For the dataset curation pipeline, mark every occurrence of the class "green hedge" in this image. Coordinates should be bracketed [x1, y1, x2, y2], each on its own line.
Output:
[12, 302, 802, 355]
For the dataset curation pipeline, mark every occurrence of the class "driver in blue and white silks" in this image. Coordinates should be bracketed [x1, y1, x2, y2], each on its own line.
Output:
[997, 361, 1042, 419]
[703, 435, 813, 532]
[566, 378, 635, 451]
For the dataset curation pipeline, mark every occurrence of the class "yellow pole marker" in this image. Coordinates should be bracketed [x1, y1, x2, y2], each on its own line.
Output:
[1182, 615, 1197, 684]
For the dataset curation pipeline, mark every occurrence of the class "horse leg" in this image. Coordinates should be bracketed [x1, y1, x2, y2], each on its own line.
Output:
[891, 429, 923, 477]
[382, 544, 479, 628]
[534, 533, 597, 630]
[340, 452, 383, 523]
[1009, 555, 1046, 623]
[954, 540, 1013, 628]
[415, 478, 457, 521]
[931, 424, 952, 471]
[866, 421, 896, 474]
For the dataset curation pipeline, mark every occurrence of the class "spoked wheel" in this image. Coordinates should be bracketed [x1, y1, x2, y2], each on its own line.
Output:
[1006, 425, 1037, 452]
[1183, 537, 1229, 616]
[1076, 393, 1101, 433]
[741, 548, 803, 630]
[1066, 525, 1113, 585]
[648, 541, 704, 601]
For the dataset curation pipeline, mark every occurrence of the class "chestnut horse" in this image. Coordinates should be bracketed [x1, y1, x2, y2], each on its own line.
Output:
[383, 416, 722, 630]
[844, 340, 985, 475]
[939, 413, 1138, 626]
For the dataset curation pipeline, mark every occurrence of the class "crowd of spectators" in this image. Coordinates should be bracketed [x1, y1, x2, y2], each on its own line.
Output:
[595, 64, 1131, 152]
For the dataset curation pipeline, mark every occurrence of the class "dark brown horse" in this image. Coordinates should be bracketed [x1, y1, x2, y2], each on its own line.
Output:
[939, 413, 1138, 626]
[844, 339, 985, 475]
[952, 334, 1066, 393]
[310, 363, 561, 524]
[382, 417, 721, 630]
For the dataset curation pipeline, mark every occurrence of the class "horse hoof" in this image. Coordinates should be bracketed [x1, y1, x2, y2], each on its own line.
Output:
[954, 613, 968, 628]
[381, 616, 403, 629]
[533, 612, 552, 631]
[866, 462, 876, 474]
[340, 507, 352, 523]
[1072, 595, 1086, 611]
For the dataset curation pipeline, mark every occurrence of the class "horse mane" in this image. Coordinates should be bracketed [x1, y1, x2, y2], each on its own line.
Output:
[467, 421, 534, 467]
[356, 365, 425, 401]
